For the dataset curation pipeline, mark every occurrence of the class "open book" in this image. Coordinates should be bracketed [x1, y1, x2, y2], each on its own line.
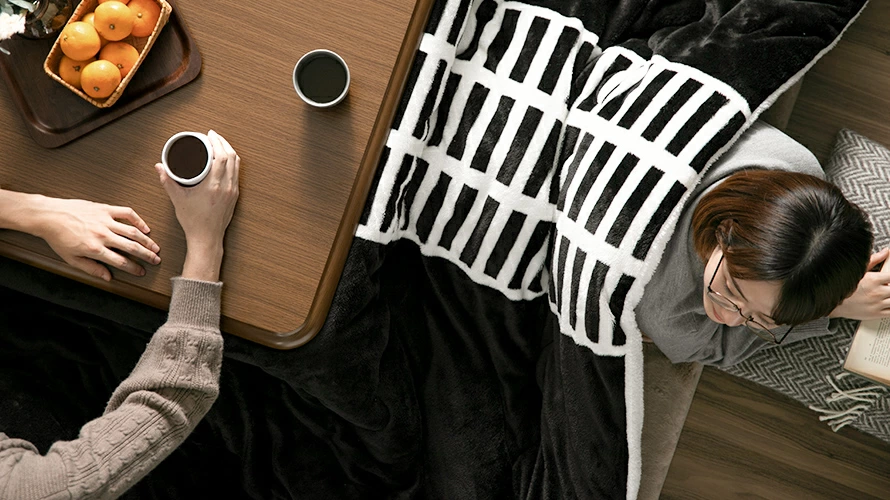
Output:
[844, 258, 890, 387]
[845, 317, 890, 387]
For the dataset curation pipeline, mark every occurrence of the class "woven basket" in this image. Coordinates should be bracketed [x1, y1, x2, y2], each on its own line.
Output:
[43, 0, 172, 108]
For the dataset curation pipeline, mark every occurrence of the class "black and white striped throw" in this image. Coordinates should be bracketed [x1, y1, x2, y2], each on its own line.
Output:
[338, 0, 869, 497]
[0, 2, 871, 499]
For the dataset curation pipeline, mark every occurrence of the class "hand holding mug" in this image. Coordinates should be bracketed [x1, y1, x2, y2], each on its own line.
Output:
[155, 129, 240, 281]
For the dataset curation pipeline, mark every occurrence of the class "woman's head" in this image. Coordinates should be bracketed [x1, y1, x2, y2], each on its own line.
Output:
[691, 169, 872, 327]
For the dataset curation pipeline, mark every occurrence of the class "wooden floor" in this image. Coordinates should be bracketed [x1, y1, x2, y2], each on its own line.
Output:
[662, 368, 890, 499]
[662, 3, 890, 498]
[785, 0, 890, 163]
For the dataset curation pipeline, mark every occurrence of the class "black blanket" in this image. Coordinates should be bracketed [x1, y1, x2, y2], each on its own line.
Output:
[0, 0, 866, 498]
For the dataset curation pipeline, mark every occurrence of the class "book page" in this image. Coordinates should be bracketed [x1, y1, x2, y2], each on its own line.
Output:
[845, 317, 890, 386]
[865, 323, 890, 366]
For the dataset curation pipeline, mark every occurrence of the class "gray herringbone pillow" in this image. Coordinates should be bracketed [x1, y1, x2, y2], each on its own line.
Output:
[722, 129, 890, 444]
[828, 129, 890, 250]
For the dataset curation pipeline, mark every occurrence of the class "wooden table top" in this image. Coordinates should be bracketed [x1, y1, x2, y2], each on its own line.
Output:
[0, 0, 432, 349]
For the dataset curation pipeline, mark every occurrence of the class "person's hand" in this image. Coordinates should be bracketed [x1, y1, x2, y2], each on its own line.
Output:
[155, 129, 240, 282]
[31, 197, 160, 282]
[830, 248, 890, 321]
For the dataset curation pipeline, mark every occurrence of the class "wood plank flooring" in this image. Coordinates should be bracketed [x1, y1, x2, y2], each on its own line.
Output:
[786, 0, 890, 163]
[662, 2, 890, 498]
[662, 368, 890, 499]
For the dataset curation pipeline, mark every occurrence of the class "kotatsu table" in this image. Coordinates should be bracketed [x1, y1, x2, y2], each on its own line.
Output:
[0, 0, 433, 348]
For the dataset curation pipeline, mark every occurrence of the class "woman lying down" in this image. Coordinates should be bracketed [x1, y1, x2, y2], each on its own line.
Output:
[637, 121, 886, 367]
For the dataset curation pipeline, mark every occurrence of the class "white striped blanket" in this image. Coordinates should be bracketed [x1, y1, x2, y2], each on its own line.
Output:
[343, 0, 869, 497]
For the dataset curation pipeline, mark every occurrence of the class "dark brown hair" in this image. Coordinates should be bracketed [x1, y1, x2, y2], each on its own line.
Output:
[692, 169, 872, 325]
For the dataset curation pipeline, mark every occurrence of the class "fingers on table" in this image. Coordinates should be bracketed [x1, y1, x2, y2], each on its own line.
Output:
[77, 224, 161, 281]
[96, 243, 149, 276]
[111, 221, 160, 260]
[72, 256, 112, 282]
[109, 205, 150, 233]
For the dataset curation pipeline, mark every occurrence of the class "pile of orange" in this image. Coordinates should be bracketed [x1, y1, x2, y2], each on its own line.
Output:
[56, 0, 161, 99]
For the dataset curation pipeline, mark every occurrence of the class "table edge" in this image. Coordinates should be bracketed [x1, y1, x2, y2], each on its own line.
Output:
[0, 0, 434, 350]
[258, 0, 436, 350]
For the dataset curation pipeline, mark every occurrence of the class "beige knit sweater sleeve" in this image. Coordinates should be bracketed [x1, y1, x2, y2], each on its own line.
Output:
[0, 277, 224, 500]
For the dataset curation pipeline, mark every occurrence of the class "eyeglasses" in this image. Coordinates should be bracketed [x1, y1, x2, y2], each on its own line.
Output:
[707, 254, 793, 344]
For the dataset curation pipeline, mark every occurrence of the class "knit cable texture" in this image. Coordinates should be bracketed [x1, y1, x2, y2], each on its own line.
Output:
[0, 278, 223, 500]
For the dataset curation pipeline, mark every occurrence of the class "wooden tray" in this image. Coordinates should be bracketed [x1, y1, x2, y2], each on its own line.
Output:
[0, 0, 200, 148]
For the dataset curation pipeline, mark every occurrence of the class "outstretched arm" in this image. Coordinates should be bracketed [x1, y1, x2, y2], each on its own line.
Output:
[0, 130, 240, 499]
[0, 278, 223, 499]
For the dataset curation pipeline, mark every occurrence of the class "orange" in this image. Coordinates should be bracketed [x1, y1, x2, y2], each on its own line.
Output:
[93, 1, 135, 42]
[128, 0, 161, 37]
[80, 60, 122, 99]
[58, 55, 96, 88]
[59, 21, 101, 61]
[99, 0, 130, 3]
[80, 13, 109, 46]
[99, 41, 139, 77]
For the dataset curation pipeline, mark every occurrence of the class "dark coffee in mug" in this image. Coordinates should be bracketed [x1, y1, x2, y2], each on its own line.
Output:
[297, 54, 348, 104]
[166, 135, 209, 180]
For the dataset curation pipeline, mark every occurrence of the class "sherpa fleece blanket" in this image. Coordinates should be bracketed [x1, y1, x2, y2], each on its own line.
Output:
[335, 0, 867, 497]
[0, 0, 867, 499]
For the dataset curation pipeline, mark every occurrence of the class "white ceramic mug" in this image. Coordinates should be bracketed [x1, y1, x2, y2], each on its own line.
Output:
[292, 49, 350, 108]
[161, 131, 214, 186]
